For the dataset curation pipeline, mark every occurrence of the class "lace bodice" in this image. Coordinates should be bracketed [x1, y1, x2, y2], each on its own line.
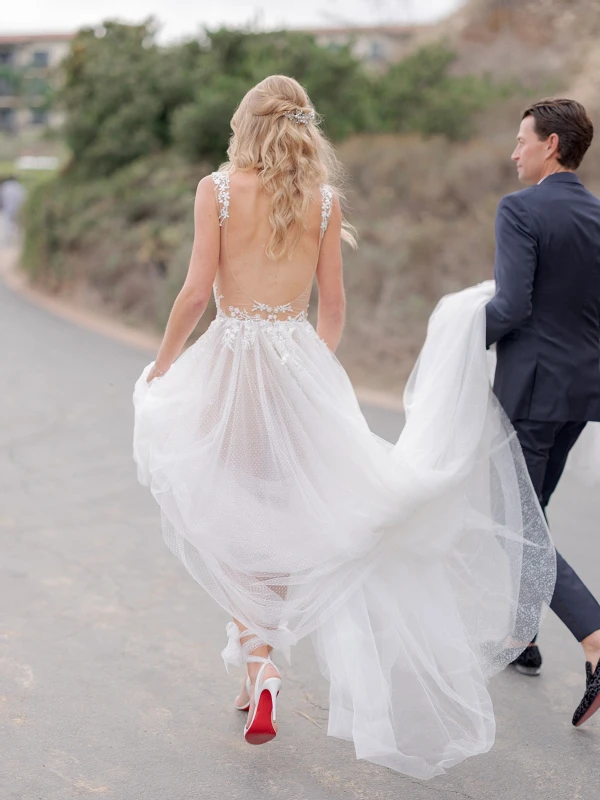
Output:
[212, 171, 333, 323]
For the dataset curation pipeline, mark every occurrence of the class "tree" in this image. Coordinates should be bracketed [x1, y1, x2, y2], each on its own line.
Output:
[58, 22, 501, 176]
[171, 28, 379, 162]
[60, 20, 175, 177]
[376, 42, 494, 140]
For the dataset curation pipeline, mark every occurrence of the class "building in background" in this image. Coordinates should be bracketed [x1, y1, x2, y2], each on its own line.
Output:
[0, 33, 73, 135]
[0, 25, 418, 137]
[301, 25, 421, 69]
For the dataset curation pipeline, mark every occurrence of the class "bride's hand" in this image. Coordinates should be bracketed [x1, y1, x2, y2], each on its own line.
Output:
[147, 363, 168, 384]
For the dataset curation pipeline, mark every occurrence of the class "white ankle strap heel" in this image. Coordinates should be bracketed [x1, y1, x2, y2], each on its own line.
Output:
[244, 654, 281, 745]
[222, 623, 281, 744]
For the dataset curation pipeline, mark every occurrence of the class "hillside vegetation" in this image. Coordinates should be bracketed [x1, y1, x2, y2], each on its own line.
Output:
[20, 4, 600, 392]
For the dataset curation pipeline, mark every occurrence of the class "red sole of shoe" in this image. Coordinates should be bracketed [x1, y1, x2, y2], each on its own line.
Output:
[245, 690, 278, 745]
[574, 692, 600, 727]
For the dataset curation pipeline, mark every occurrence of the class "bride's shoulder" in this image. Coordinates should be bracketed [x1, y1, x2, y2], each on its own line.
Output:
[196, 174, 218, 195]
[207, 170, 230, 190]
[320, 183, 335, 206]
[194, 174, 230, 225]
[195, 174, 225, 205]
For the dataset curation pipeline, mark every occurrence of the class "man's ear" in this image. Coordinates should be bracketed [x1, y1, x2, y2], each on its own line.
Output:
[546, 132, 560, 160]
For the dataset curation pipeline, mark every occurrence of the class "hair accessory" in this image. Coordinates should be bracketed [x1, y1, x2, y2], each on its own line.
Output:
[283, 108, 316, 125]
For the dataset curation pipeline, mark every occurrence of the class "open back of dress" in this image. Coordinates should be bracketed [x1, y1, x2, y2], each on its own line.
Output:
[213, 170, 332, 322]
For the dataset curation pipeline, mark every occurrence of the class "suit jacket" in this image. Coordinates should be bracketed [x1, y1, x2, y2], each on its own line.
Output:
[486, 172, 600, 422]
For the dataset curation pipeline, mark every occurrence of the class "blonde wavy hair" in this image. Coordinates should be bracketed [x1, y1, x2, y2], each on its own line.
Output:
[220, 75, 356, 259]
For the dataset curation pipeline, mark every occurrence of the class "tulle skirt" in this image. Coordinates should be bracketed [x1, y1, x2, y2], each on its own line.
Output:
[133, 286, 555, 779]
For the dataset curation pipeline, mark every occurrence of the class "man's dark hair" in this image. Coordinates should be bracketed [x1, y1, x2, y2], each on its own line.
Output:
[523, 98, 594, 170]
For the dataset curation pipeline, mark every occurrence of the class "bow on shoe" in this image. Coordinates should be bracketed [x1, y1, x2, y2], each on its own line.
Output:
[221, 622, 244, 672]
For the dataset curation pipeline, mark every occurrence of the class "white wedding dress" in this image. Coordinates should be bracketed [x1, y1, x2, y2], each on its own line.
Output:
[133, 173, 555, 779]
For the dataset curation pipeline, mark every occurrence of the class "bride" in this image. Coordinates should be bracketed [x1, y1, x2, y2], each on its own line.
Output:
[133, 75, 555, 779]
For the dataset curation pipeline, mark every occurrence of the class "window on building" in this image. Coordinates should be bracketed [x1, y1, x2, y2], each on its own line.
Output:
[30, 108, 48, 126]
[370, 40, 384, 61]
[0, 107, 15, 131]
[0, 77, 16, 97]
[25, 77, 47, 99]
[32, 51, 50, 68]
[0, 49, 14, 66]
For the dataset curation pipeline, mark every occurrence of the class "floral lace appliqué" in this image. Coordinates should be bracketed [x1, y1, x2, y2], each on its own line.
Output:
[320, 185, 333, 239]
[212, 171, 230, 226]
[215, 296, 308, 365]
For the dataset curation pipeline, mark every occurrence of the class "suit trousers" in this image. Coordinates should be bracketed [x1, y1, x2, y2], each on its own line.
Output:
[513, 419, 600, 642]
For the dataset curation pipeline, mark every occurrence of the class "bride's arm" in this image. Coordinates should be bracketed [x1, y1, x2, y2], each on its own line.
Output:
[148, 176, 220, 382]
[316, 194, 345, 352]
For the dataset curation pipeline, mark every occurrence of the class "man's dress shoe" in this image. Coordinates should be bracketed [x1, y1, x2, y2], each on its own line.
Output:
[511, 644, 542, 676]
[572, 660, 600, 727]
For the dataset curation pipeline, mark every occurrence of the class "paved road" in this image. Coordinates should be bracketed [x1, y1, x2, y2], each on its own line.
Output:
[1, 276, 599, 800]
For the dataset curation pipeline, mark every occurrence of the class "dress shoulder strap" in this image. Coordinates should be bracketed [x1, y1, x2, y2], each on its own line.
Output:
[212, 172, 330, 236]
[320, 184, 334, 240]
[211, 171, 230, 227]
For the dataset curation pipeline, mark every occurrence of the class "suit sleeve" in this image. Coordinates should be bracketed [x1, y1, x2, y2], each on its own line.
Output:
[485, 194, 538, 348]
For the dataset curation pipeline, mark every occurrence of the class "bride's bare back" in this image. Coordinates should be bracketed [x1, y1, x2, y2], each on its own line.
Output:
[213, 170, 333, 321]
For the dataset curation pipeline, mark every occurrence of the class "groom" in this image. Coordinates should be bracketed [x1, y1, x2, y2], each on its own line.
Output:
[486, 98, 600, 726]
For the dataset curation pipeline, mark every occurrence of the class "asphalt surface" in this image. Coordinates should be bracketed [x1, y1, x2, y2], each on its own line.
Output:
[1, 273, 599, 800]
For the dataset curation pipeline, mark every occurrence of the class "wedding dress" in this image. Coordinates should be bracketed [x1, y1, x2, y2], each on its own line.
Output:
[133, 172, 555, 779]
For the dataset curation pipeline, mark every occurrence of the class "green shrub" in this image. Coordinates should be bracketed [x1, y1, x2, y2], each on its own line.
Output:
[21, 153, 203, 319]
[58, 22, 503, 177]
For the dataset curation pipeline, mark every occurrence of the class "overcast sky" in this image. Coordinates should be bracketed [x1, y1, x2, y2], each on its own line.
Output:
[2, 1, 463, 42]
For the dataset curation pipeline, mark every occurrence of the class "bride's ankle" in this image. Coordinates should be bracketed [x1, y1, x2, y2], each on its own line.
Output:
[235, 628, 279, 683]
[247, 660, 279, 684]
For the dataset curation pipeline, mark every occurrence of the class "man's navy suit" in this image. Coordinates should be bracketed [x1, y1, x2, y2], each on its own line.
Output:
[487, 172, 600, 641]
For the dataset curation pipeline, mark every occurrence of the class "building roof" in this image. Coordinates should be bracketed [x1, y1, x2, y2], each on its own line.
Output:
[0, 33, 74, 45]
[298, 25, 421, 37]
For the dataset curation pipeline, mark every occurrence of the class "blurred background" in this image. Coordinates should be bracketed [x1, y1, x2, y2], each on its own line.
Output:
[2, 0, 600, 394]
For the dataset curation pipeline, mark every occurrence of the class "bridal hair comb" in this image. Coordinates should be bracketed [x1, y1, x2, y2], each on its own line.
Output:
[283, 108, 316, 125]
